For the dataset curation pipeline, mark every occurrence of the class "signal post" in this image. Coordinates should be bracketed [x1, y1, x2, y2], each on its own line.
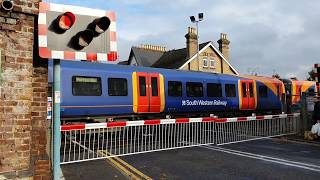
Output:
[37, 2, 118, 179]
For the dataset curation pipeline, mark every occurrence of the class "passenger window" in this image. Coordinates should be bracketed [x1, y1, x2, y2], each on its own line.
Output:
[242, 83, 247, 98]
[72, 76, 102, 96]
[225, 84, 236, 97]
[139, 76, 146, 96]
[259, 86, 268, 97]
[187, 82, 203, 97]
[151, 77, 158, 96]
[249, 83, 254, 97]
[207, 83, 222, 97]
[168, 81, 182, 97]
[108, 78, 128, 96]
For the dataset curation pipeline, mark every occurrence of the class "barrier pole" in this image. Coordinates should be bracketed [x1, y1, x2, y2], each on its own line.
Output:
[53, 59, 61, 180]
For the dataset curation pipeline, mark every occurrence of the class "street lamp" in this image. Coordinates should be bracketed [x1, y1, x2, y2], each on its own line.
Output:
[190, 13, 204, 70]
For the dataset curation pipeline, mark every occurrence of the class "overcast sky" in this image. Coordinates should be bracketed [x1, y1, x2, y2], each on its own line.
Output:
[48, 0, 320, 79]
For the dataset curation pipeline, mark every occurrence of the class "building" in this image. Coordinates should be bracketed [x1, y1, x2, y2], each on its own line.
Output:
[0, 0, 50, 179]
[126, 27, 239, 75]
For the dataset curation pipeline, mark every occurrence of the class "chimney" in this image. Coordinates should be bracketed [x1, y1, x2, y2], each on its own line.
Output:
[140, 44, 166, 52]
[185, 27, 198, 59]
[217, 33, 230, 61]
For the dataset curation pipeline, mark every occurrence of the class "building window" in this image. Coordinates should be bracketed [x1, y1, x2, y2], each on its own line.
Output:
[225, 84, 236, 97]
[259, 86, 268, 97]
[187, 82, 203, 97]
[168, 81, 182, 97]
[108, 78, 128, 96]
[210, 59, 215, 68]
[72, 76, 102, 96]
[203, 57, 208, 67]
[207, 83, 222, 97]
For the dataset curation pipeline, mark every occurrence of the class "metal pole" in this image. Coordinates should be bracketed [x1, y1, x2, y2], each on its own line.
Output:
[196, 21, 200, 71]
[53, 59, 61, 180]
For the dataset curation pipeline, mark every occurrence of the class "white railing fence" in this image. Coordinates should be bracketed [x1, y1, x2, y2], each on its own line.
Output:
[60, 113, 300, 164]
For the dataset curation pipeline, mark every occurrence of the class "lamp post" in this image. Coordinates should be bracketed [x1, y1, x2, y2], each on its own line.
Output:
[190, 13, 204, 71]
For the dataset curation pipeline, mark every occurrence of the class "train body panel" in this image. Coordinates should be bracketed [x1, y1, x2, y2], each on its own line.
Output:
[48, 60, 316, 120]
[239, 75, 283, 111]
[60, 63, 135, 117]
[162, 71, 241, 114]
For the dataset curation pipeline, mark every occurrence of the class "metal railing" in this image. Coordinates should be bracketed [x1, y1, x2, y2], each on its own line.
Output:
[60, 113, 300, 164]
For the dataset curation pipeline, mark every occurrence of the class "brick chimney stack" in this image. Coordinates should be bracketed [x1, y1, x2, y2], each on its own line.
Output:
[217, 33, 230, 61]
[185, 27, 198, 59]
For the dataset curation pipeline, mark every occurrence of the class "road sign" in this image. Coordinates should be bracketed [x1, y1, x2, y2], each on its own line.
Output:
[38, 2, 118, 62]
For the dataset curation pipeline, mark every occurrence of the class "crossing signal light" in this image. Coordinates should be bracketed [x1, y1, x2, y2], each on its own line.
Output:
[56, 12, 76, 31]
[91, 16, 111, 35]
[73, 29, 94, 49]
[38, 2, 118, 62]
[70, 16, 111, 49]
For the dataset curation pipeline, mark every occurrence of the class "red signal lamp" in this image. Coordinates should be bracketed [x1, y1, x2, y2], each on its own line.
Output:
[93, 16, 111, 34]
[57, 12, 76, 31]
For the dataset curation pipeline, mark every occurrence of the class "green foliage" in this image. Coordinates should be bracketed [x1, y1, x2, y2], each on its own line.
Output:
[307, 69, 315, 81]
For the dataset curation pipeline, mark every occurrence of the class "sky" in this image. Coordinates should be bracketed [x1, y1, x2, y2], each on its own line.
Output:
[47, 0, 320, 79]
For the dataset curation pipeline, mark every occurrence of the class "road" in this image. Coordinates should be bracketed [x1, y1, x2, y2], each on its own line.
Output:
[61, 138, 320, 180]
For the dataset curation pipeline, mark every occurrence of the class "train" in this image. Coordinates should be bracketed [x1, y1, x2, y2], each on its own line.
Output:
[48, 60, 318, 121]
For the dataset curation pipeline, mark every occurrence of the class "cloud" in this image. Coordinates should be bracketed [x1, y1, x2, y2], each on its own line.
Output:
[47, 0, 320, 79]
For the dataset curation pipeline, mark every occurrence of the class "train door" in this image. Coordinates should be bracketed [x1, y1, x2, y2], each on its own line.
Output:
[133, 72, 165, 113]
[239, 79, 256, 110]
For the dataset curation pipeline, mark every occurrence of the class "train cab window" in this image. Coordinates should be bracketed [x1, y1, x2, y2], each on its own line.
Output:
[151, 77, 158, 96]
[207, 83, 222, 97]
[308, 88, 315, 94]
[168, 81, 182, 97]
[72, 76, 102, 96]
[276, 85, 280, 97]
[187, 82, 203, 97]
[139, 76, 146, 96]
[225, 84, 236, 97]
[108, 78, 128, 96]
[259, 86, 268, 97]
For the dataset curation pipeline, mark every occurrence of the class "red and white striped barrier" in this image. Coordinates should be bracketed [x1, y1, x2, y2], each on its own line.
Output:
[61, 113, 300, 131]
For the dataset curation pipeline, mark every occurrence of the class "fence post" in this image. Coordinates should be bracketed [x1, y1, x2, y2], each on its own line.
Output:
[300, 92, 308, 135]
[281, 93, 287, 113]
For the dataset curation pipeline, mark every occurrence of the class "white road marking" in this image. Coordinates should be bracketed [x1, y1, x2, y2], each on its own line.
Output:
[201, 145, 320, 173]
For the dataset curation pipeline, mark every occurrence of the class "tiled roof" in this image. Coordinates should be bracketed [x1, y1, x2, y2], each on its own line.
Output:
[129, 47, 165, 67]
[152, 42, 211, 69]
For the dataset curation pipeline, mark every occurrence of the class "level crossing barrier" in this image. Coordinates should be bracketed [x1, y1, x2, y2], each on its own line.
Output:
[60, 113, 300, 164]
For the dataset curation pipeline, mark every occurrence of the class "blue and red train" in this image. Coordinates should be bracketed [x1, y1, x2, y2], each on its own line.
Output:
[49, 60, 317, 121]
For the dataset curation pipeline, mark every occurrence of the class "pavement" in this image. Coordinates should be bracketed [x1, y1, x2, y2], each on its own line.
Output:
[61, 138, 320, 180]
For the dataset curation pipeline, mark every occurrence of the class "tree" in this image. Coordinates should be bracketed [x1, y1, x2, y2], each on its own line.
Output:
[272, 73, 281, 79]
[307, 69, 315, 81]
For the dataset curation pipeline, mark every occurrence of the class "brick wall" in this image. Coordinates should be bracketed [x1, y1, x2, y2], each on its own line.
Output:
[0, 0, 50, 179]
